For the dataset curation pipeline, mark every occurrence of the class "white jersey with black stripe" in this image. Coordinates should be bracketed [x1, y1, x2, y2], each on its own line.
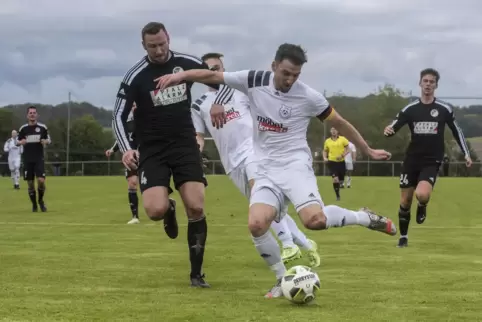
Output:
[191, 90, 254, 174]
[222, 70, 333, 169]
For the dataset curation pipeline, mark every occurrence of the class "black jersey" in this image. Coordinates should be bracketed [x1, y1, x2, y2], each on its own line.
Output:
[17, 122, 50, 162]
[387, 98, 470, 162]
[112, 51, 234, 154]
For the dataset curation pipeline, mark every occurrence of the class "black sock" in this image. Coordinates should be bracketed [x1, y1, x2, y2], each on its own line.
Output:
[38, 187, 45, 203]
[399, 205, 411, 237]
[333, 182, 340, 198]
[188, 216, 207, 278]
[128, 189, 138, 218]
[28, 188, 37, 206]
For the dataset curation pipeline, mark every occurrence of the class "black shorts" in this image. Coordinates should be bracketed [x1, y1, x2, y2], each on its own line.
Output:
[327, 161, 346, 181]
[399, 160, 441, 189]
[125, 168, 137, 179]
[24, 161, 45, 180]
[138, 145, 207, 193]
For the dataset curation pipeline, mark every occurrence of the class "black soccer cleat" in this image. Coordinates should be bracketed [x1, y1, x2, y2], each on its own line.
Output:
[163, 198, 178, 239]
[190, 274, 211, 288]
[416, 205, 427, 224]
[32, 205, 38, 212]
[397, 237, 408, 248]
[39, 202, 47, 212]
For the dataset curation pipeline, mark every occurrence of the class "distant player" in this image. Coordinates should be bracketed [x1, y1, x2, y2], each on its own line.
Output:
[3, 130, 23, 189]
[384, 68, 472, 248]
[323, 128, 349, 200]
[17, 106, 50, 212]
[106, 103, 141, 224]
[192, 52, 321, 266]
[156, 43, 397, 298]
[342, 141, 356, 188]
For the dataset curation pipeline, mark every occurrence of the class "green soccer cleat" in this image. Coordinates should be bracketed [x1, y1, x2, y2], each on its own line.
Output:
[281, 245, 302, 264]
[306, 239, 321, 268]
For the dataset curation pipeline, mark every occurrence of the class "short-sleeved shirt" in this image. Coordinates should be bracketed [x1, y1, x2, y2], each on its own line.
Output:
[324, 136, 349, 162]
[18, 123, 50, 162]
[222, 70, 334, 168]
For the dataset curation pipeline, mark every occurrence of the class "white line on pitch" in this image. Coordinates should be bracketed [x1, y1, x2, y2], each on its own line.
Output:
[0, 222, 481, 229]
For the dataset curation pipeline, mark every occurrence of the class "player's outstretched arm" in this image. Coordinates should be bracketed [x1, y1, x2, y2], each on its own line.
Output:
[322, 111, 391, 160]
[3, 140, 9, 153]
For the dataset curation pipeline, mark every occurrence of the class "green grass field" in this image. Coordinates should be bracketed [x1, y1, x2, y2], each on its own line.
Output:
[1, 176, 481, 322]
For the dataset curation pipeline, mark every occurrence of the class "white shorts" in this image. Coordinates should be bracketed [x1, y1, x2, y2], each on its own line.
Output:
[345, 162, 353, 171]
[8, 158, 20, 171]
[250, 162, 323, 220]
[229, 160, 258, 198]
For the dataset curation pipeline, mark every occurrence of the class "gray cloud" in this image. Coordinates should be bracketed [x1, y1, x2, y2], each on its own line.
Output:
[1, 0, 482, 108]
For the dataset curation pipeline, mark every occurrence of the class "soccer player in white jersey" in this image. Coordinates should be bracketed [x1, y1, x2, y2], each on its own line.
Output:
[192, 52, 321, 266]
[3, 130, 23, 189]
[156, 43, 397, 298]
[341, 141, 356, 188]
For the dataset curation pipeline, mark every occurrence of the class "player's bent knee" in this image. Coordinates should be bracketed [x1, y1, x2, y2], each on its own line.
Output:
[298, 204, 326, 230]
[127, 176, 137, 190]
[415, 181, 432, 203]
[142, 187, 170, 221]
[248, 203, 277, 237]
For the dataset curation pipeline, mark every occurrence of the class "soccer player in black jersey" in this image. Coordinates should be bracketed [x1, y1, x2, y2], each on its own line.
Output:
[16, 106, 51, 212]
[112, 22, 234, 287]
[384, 68, 472, 247]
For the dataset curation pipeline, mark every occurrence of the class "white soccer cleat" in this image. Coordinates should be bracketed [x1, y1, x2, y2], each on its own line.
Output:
[264, 279, 283, 298]
[360, 207, 397, 236]
[127, 218, 140, 224]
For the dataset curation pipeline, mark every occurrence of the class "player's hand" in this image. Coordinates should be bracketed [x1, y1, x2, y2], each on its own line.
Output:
[16, 139, 26, 146]
[154, 73, 184, 90]
[367, 148, 392, 160]
[383, 126, 395, 137]
[323, 157, 328, 162]
[122, 150, 139, 171]
[210, 104, 226, 129]
[336, 155, 342, 161]
[465, 155, 473, 167]
[105, 149, 113, 158]
[40, 139, 48, 146]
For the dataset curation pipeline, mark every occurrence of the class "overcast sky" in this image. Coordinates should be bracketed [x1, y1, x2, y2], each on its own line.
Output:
[1, 0, 482, 108]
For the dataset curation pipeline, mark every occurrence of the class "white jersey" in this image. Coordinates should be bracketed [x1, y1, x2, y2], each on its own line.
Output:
[3, 138, 22, 160]
[344, 142, 356, 163]
[223, 70, 333, 169]
[191, 89, 254, 174]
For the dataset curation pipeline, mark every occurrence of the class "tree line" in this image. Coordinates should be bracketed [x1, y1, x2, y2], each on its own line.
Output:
[0, 85, 480, 176]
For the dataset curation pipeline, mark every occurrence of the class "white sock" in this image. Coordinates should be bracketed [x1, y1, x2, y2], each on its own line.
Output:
[283, 214, 312, 250]
[323, 205, 371, 228]
[270, 218, 295, 248]
[252, 231, 286, 279]
[347, 176, 351, 185]
[14, 169, 20, 185]
[11, 172, 15, 185]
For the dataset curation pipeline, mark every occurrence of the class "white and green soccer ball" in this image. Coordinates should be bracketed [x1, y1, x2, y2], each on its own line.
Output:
[281, 265, 321, 305]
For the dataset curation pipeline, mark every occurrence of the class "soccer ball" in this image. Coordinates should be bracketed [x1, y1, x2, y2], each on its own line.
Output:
[281, 265, 320, 304]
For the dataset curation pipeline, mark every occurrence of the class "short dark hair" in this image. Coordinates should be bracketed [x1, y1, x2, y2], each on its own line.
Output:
[420, 68, 440, 83]
[274, 43, 307, 65]
[201, 52, 224, 61]
[141, 22, 167, 40]
[27, 105, 36, 113]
